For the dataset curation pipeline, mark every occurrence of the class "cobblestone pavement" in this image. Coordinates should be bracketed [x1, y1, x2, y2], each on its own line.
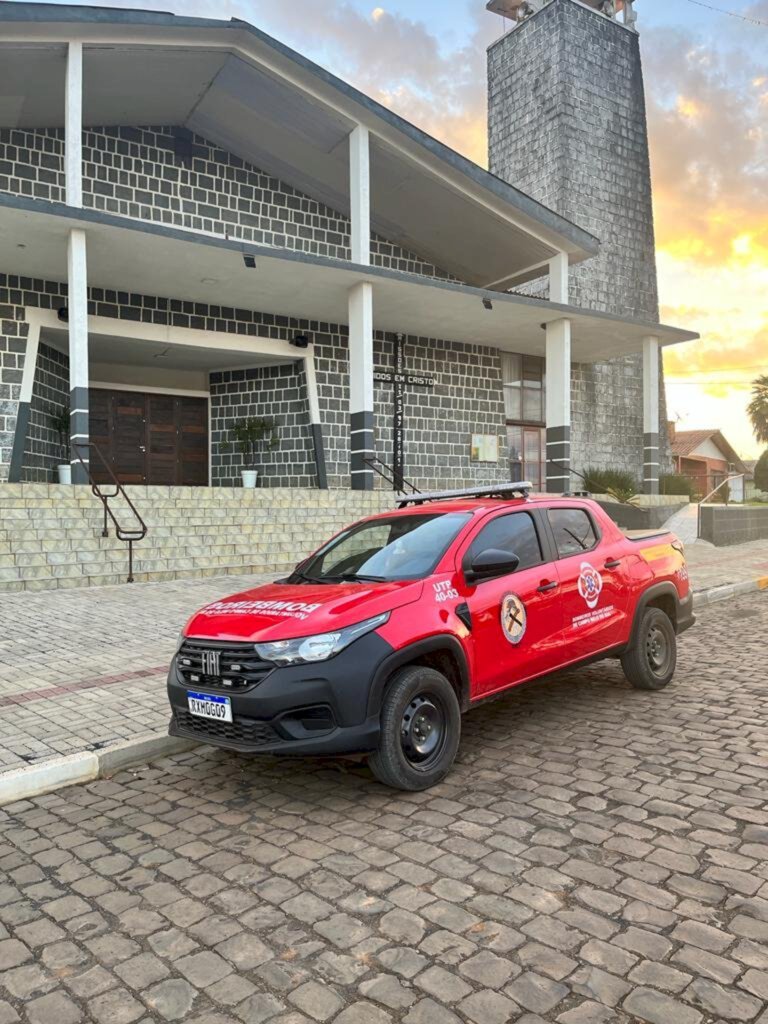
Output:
[2, 535, 767, 774]
[685, 539, 768, 593]
[1, 592, 767, 1024]
[0, 575, 271, 771]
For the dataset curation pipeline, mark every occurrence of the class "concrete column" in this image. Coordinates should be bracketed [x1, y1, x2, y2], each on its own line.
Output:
[548, 252, 569, 305]
[546, 318, 572, 493]
[65, 42, 83, 208]
[68, 228, 89, 484]
[643, 335, 660, 495]
[349, 125, 370, 266]
[348, 281, 374, 491]
[303, 352, 328, 489]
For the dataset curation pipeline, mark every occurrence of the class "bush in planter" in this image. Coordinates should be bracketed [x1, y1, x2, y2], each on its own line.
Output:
[48, 403, 70, 468]
[659, 473, 697, 501]
[582, 467, 640, 505]
[221, 417, 279, 478]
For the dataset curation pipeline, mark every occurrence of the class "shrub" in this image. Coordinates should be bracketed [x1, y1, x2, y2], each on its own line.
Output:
[754, 449, 768, 494]
[659, 473, 697, 500]
[582, 467, 640, 503]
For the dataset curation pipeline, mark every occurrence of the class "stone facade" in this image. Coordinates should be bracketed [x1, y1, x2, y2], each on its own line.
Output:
[25, 341, 69, 481]
[0, 273, 509, 489]
[488, 0, 670, 481]
[0, 125, 454, 279]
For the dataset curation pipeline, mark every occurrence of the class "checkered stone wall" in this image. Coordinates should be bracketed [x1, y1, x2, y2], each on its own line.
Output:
[210, 363, 317, 488]
[0, 126, 454, 280]
[0, 129, 65, 203]
[0, 298, 27, 482]
[24, 341, 69, 482]
[0, 272, 512, 490]
[489, 0, 672, 483]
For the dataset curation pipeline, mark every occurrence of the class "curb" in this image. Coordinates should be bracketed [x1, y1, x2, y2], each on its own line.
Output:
[0, 734, 198, 808]
[695, 576, 768, 609]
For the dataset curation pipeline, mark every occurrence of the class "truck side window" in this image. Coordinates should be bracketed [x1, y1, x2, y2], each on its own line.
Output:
[468, 512, 543, 570]
[548, 508, 598, 557]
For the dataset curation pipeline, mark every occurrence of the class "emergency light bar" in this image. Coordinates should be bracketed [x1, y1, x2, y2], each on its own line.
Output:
[397, 483, 533, 508]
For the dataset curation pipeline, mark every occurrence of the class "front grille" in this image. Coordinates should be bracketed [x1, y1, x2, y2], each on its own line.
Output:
[177, 639, 273, 691]
[173, 709, 280, 746]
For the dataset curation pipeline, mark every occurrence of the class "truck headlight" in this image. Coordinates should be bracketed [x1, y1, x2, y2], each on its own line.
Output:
[255, 612, 389, 666]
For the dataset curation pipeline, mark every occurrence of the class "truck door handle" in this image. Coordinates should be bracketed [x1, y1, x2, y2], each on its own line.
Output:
[604, 559, 622, 569]
[537, 581, 558, 593]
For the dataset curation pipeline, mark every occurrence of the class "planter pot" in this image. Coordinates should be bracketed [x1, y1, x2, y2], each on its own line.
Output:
[241, 470, 258, 489]
[57, 464, 72, 485]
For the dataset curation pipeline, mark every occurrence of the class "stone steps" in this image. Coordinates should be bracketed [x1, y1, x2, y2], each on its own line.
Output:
[0, 484, 391, 592]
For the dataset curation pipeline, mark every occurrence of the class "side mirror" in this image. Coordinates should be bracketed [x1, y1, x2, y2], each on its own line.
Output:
[466, 548, 520, 584]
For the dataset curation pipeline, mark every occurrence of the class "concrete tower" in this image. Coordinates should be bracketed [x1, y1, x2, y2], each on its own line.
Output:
[487, 0, 668, 478]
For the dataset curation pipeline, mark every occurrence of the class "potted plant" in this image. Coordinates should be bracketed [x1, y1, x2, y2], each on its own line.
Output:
[49, 403, 71, 484]
[222, 416, 279, 488]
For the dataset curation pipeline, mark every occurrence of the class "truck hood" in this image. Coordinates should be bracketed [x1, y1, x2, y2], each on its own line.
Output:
[184, 579, 424, 642]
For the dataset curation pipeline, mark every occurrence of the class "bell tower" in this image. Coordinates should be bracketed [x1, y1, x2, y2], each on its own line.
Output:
[486, 0, 666, 475]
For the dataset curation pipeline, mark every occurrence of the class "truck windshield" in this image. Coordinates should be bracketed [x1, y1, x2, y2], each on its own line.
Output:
[295, 512, 472, 583]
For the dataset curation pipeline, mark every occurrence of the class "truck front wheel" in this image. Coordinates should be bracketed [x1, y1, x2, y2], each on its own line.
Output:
[368, 666, 461, 791]
[621, 607, 677, 690]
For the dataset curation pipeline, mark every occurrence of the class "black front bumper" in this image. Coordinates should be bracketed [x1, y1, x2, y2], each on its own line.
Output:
[167, 632, 393, 757]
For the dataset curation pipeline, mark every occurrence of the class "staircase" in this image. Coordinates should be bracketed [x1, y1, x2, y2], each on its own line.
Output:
[0, 485, 392, 593]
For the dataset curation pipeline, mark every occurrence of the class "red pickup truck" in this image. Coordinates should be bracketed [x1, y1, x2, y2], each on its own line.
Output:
[168, 485, 694, 791]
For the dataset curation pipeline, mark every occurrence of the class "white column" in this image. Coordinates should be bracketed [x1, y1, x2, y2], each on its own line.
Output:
[349, 125, 370, 266]
[545, 318, 572, 493]
[68, 228, 89, 483]
[65, 42, 83, 208]
[348, 281, 374, 490]
[643, 335, 661, 495]
[548, 252, 569, 305]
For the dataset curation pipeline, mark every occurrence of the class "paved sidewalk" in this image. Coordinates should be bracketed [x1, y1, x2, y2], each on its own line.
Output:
[1, 538, 766, 776]
[1, 593, 766, 1024]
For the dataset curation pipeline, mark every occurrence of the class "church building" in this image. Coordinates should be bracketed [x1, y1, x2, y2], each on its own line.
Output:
[0, 0, 696, 495]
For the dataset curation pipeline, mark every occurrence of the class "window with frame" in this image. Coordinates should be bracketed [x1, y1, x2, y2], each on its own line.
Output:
[548, 508, 599, 558]
[502, 353, 547, 490]
[468, 512, 543, 571]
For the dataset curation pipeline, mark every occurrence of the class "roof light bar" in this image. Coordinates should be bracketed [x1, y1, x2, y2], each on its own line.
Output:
[397, 483, 533, 508]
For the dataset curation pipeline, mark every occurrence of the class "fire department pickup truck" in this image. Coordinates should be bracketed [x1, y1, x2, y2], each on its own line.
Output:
[168, 484, 694, 790]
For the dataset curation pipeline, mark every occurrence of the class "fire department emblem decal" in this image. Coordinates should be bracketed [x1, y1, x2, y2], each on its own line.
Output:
[578, 562, 603, 610]
[501, 593, 527, 646]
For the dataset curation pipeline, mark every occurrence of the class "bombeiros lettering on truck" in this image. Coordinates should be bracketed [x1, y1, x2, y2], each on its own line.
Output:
[168, 484, 695, 791]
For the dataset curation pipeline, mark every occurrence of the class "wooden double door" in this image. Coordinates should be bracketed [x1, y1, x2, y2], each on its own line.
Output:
[90, 389, 208, 486]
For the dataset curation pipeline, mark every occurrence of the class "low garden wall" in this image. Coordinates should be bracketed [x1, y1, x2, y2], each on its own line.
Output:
[594, 495, 688, 531]
[699, 504, 768, 546]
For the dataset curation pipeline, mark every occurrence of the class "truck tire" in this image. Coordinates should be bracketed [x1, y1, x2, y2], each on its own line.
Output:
[621, 607, 677, 690]
[368, 666, 461, 791]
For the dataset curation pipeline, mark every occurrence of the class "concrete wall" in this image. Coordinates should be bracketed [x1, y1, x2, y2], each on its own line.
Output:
[488, 0, 671, 479]
[700, 505, 768, 547]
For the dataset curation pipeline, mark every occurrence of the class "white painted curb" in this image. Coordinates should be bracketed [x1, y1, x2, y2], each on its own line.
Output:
[695, 578, 767, 609]
[0, 734, 199, 808]
[0, 751, 98, 806]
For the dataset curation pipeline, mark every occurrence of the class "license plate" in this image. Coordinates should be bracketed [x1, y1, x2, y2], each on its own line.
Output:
[187, 691, 232, 723]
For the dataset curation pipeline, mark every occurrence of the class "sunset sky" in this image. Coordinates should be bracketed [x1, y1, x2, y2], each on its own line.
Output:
[30, 0, 768, 458]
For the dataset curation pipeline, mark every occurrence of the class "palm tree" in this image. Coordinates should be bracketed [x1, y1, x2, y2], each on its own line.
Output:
[748, 375, 768, 445]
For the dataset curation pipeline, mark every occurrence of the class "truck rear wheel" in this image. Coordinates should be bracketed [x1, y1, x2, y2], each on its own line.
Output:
[621, 607, 677, 690]
[368, 666, 461, 791]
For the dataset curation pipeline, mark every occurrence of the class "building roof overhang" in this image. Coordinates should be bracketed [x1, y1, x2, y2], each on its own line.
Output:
[0, 197, 697, 362]
[0, 1, 599, 290]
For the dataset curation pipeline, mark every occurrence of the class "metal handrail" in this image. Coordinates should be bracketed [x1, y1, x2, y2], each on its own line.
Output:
[363, 456, 421, 495]
[71, 441, 148, 583]
[696, 474, 745, 540]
